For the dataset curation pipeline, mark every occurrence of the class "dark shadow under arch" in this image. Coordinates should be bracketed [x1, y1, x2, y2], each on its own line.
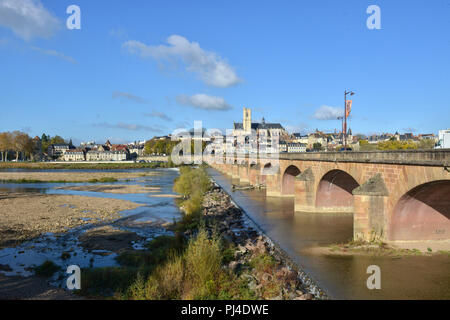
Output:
[390, 180, 450, 241]
[316, 170, 359, 208]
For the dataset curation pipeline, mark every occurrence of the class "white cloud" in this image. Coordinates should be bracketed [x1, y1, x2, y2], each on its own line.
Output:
[112, 91, 146, 103]
[176, 94, 232, 111]
[31, 46, 76, 64]
[0, 0, 60, 41]
[123, 35, 241, 88]
[313, 105, 344, 120]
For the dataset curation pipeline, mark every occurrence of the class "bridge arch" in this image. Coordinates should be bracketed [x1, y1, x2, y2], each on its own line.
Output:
[389, 180, 450, 241]
[281, 165, 301, 196]
[315, 169, 360, 211]
[260, 163, 273, 185]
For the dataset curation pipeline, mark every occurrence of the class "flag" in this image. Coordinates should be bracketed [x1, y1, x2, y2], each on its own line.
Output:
[345, 100, 352, 118]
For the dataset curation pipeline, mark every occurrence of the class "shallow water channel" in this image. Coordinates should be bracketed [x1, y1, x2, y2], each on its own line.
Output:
[0, 168, 182, 287]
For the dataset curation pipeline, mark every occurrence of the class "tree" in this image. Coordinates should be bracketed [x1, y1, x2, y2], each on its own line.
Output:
[50, 135, 66, 145]
[312, 142, 323, 151]
[377, 140, 417, 150]
[417, 139, 436, 150]
[0, 132, 12, 161]
[12, 131, 32, 161]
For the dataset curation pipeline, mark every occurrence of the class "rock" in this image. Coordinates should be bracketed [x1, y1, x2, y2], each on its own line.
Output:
[300, 293, 314, 300]
[261, 273, 273, 282]
[60, 252, 71, 260]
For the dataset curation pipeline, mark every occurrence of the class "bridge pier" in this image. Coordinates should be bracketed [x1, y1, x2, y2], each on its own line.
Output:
[231, 164, 239, 179]
[248, 164, 261, 186]
[265, 171, 281, 197]
[294, 168, 316, 212]
[238, 163, 249, 184]
[352, 174, 389, 241]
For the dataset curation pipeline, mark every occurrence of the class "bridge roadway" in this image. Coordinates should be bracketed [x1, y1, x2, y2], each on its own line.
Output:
[207, 150, 450, 247]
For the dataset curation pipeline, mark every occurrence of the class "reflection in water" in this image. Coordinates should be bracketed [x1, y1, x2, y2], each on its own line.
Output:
[209, 168, 450, 300]
[0, 168, 182, 286]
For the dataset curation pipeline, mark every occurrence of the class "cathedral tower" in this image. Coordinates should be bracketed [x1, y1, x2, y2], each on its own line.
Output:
[243, 107, 252, 133]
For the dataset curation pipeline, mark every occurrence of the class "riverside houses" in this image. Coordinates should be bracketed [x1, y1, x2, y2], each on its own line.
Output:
[86, 149, 128, 161]
[62, 149, 86, 161]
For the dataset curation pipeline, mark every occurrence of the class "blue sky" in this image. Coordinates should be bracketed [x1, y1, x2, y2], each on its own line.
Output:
[0, 0, 449, 144]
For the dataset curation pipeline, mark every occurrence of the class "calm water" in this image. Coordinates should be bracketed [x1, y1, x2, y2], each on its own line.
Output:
[208, 168, 450, 300]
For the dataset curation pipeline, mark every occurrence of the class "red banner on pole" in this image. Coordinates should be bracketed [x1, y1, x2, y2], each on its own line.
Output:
[345, 100, 352, 118]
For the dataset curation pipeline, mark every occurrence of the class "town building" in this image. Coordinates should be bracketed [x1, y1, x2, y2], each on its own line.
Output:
[86, 150, 128, 161]
[233, 107, 287, 153]
[287, 143, 307, 153]
[63, 149, 86, 161]
[48, 144, 73, 158]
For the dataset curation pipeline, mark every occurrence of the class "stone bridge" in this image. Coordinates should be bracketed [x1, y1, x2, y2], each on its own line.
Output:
[208, 150, 450, 245]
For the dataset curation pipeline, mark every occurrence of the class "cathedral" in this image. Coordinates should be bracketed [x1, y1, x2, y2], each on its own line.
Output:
[232, 107, 287, 153]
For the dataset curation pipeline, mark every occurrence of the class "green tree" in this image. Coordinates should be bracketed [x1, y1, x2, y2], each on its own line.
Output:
[312, 142, 323, 151]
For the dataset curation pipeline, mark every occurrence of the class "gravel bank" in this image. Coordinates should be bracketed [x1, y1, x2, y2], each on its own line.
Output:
[0, 192, 143, 249]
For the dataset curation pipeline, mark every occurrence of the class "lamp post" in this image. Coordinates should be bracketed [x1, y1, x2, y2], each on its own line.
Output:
[344, 90, 355, 149]
[337, 116, 344, 145]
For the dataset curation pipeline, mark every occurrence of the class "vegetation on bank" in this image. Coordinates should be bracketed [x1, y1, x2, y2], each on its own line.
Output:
[173, 166, 212, 215]
[72, 166, 303, 300]
[0, 161, 173, 171]
[34, 260, 61, 278]
[328, 239, 450, 257]
[0, 177, 119, 184]
[359, 138, 436, 151]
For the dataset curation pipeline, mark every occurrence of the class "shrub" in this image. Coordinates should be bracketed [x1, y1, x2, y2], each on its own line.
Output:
[34, 260, 60, 277]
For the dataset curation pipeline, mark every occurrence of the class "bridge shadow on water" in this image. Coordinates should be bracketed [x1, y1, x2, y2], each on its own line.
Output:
[208, 168, 450, 300]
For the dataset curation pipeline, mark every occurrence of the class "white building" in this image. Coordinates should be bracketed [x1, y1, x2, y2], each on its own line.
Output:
[287, 143, 307, 153]
[86, 150, 128, 161]
[62, 149, 86, 162]
[436, 129, 450, 149]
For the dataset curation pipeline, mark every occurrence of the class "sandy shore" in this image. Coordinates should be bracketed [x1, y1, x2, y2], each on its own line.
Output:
[0, 171, 156, 182]
[0, 274, 80, 300]
[0, 192, 143, 249]
[57, 184, 161, 194]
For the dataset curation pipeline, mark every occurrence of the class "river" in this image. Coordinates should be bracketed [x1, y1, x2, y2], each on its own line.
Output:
[0, 168, 181, 285]
[0, 167, 448, 299]
[208, 168, 450, 300]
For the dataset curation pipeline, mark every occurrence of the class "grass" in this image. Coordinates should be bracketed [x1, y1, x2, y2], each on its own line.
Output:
[328, 239, 450, 257]
[34, 260, 60, 278]
[0, 177, 118, 183]
[0, 161, 174, 170]
[124, 229, 256, 300]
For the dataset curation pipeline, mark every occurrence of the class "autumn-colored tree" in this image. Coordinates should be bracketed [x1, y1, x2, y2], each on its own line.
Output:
[377, 140, 418, 150]
[12, 131, 32, 161]
[0, 132, 12, 161]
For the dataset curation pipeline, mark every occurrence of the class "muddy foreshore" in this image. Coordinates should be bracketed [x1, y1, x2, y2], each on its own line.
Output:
[0, 192, 143, 249]
[199, 180, 328, 300]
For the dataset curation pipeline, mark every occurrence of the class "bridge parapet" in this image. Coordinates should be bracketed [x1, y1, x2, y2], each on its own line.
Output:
[260, 150, 450, 166]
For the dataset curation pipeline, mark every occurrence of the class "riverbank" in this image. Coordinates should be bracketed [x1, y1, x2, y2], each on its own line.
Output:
[57, 184, 161, 194]
[0, 192, 143, 249]
[0, 162, 171, 170]
[0, 171, 157, 183]
[72, 167, 322, 300]
[309, 240, 450, 257]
